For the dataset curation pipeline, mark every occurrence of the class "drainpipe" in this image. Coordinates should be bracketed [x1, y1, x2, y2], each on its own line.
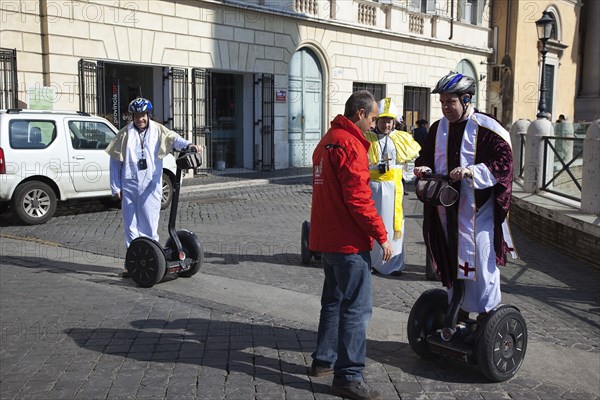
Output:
[39, 0, 50, 86]
[449, 0, 454, 40]
[505, 0, 511, 56]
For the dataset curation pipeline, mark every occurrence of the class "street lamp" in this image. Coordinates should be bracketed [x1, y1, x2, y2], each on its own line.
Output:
[535, 11, 554, 118]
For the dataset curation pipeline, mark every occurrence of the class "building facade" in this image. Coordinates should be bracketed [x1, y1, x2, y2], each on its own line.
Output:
[1, 0, 566, 171]
[486, 0, 592, 126]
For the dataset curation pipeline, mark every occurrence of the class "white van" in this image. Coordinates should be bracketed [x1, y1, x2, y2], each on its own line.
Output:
[0, 109, 176, 224]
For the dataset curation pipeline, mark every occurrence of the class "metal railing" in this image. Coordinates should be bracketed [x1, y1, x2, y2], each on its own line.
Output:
[516, 122, 591, 202]
[518, 133, 526, 179]
[541, 136, 584, 201]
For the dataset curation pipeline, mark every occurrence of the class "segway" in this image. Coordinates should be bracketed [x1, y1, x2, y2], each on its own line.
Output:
[300, 220, 321, 264]
[126, 149, 203, 288]
[408, 174, 527, 382]
[425, 254, 437, 281]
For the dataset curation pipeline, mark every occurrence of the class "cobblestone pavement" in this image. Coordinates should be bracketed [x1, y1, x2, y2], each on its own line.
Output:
[1, 174, 598, 399]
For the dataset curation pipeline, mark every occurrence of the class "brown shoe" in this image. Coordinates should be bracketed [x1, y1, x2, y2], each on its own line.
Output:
[332, 377, 382, 400]
[121, 269, 130, 278]
[309, 360, 333, 377]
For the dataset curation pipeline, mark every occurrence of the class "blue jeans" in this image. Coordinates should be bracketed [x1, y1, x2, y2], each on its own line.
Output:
[312, 251, 373, 382]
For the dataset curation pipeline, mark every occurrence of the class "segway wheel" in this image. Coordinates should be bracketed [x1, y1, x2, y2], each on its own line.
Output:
[126, 238, 166, 288]
[301, 221, 311, 265]
[407, 288, 448, 359]
[476, 306, 528, 382]
[165, 230, 203, 277]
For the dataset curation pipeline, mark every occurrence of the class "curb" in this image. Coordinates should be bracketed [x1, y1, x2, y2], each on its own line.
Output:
[181, 174, 311, 193]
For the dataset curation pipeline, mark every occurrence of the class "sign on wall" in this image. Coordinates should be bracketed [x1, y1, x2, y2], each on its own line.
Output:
[27, 86, 55, 110]
[276, 89, 287, 102]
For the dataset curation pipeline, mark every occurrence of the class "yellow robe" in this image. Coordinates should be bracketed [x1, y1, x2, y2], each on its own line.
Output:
[365, 130, 421, 239]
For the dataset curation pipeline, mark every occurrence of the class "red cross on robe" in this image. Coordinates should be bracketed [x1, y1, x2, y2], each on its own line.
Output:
[459, 262, 476, 277]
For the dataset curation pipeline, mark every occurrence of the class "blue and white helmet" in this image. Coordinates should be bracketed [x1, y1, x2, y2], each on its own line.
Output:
[432, 72, 475, 96]
[128, 97, 153, 114]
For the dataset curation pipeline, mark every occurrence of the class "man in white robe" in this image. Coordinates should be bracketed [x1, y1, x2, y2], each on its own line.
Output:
[414, 73, 517, 318]
[366, 98, 421, 275]
[106, 97, 201, 277]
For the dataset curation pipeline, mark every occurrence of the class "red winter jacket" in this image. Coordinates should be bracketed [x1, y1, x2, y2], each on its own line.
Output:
[309, 115, 388, 254]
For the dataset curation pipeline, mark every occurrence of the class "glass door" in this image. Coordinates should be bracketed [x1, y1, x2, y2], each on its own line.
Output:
[211, 73, 243, 169]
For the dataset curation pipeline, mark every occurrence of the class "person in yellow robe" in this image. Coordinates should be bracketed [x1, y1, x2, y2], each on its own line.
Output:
[365, 98, 421, 275]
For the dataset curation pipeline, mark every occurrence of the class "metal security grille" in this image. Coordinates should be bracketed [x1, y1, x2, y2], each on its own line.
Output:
[543, 64, 555, 117]
[78, 59, 105, 115]
[192, 68, 212, 172]
[169, 68, 188, 135]
[353, 82, 385, 102]
[260, 73, 274, 170]
[404, 86, 430, 131]
[0, 48, 18, 109]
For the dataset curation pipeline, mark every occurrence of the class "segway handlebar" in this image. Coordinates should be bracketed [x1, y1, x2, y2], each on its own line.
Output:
[415, 172, 459, 207]
[176, 147, 202, 170]
[416, 169, 450, 181]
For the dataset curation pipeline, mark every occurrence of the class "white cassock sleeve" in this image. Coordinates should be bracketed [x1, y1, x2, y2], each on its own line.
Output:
[109, 157, 122, 195]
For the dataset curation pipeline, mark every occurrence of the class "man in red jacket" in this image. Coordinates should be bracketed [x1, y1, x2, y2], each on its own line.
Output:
[309, 90, 392, 400]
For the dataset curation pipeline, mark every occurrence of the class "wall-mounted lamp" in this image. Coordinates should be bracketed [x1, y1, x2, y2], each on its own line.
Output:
[479, 74, 486, 81]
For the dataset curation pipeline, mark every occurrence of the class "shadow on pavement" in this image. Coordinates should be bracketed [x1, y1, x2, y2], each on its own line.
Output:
[65, 317, 490, 397]
[500, 225, 600, 331]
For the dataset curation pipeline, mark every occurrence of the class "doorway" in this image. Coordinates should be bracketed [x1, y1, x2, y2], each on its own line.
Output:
[288, 48, 323, 167]
[102, 63, 158, 129]
[211, 73, 244, 169]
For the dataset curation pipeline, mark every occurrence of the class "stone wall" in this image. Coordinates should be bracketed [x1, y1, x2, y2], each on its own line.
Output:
[511, 197, 600, 269]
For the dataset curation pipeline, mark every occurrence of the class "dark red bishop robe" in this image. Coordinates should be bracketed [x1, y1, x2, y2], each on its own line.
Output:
[415, 113, 513, 287]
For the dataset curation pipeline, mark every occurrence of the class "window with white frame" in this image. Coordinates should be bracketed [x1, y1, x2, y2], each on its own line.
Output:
[458, 0, 484, 25]
[408, 0, 437, 14]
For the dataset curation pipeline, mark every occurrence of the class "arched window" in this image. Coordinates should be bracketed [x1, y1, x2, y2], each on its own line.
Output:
[545, 6, 562, 42]
[456, 59, 479, 107]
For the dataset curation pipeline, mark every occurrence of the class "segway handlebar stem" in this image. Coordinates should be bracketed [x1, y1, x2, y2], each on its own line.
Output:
[167, 148, 202, 259]
[442, 280, 464, 341]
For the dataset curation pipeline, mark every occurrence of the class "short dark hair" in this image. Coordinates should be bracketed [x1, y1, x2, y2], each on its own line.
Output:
[344, 90, 375, 118]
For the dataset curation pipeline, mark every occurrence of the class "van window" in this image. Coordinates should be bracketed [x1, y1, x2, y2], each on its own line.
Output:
[69, 120, 117, 150]
[9, 120, 57, 149]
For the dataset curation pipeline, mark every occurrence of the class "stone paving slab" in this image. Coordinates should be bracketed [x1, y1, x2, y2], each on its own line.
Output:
[1, 256, 598, 400]
[1, 177, 599, 399]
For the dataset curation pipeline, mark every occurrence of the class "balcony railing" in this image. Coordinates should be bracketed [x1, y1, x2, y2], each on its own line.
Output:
[357, 2, 376, 26]
[409, 13, 425, 34]
[295, 0, 318, 16]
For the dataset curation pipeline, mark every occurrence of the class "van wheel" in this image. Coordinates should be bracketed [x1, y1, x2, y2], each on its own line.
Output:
[12, 181, 57, 225]
[161, 172, 173, 210]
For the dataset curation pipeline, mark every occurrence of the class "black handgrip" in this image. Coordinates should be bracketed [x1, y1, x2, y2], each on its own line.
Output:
[176, 150, 202, 169]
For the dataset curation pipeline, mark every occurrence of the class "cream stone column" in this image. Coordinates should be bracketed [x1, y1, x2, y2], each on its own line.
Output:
[523, 118, 552, 193]
[581, 120, 600, 215]
[509, 119, 530, 182]
[575, 0, 600, 121]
